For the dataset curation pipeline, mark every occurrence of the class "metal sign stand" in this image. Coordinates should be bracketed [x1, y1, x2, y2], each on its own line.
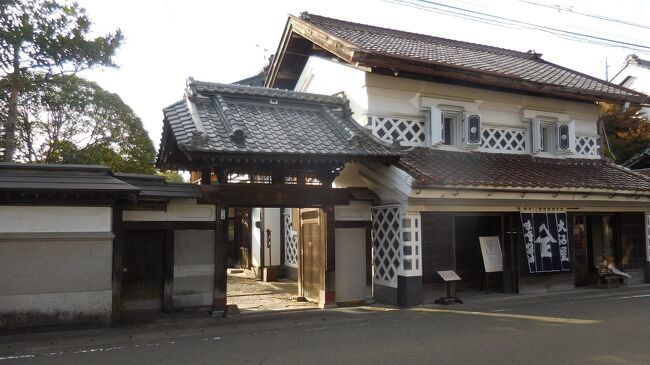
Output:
[434, 270, 463, 305]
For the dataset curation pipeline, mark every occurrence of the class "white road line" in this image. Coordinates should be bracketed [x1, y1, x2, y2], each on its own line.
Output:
[611, 294, 650, 300]
[411, 307, 600, 324]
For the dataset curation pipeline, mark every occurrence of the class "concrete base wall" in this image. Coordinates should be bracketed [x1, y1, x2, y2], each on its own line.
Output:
[397, 276, 423, 307]
[284, 266, 298, 281]
[0, 290, 111, 327]
[373, 283, 398, 306]
[518, 273, 574, 294]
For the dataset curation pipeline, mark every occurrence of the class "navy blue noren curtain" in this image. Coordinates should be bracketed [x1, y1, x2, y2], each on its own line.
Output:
[520, 212, 571, 274]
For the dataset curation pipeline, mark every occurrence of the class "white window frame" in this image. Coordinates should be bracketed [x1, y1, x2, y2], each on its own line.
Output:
[539, 121, 556, 154]
[441, 111, 464, 147]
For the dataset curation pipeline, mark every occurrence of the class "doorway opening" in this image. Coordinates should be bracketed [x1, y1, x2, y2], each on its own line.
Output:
[454, 215, 503, 294]
[225, 207, 322, 313]
[120, 230, 166, 312]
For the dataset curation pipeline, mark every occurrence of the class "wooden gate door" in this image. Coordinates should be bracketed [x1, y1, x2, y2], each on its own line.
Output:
[300, 209, 323, 302]
[121, 230, 165, 311]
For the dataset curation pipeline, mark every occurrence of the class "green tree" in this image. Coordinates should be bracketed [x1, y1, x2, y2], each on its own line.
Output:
[158, 170, 186, 183]
[1, 74, 156, 174]
[0, 0, 123, 161]
[601, 103, 650, 164]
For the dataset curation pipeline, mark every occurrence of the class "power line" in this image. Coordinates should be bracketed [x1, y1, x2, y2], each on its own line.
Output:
[411, 0, 650, 50]
[380, 0, 650, 55]
[516, 0, 650, 31]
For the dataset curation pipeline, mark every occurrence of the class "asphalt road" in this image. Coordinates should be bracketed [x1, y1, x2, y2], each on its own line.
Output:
[2, 287, 650, 364]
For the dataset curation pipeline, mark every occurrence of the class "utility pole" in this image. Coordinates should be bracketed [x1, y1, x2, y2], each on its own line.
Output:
[605, 57, 609, 81]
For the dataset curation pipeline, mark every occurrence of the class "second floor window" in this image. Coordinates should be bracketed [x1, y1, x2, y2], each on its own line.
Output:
[539, 122, 556, 153]
[441, 113, 462, 146]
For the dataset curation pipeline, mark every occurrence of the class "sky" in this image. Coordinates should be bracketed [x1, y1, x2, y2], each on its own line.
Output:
[76, 0, 650, 147]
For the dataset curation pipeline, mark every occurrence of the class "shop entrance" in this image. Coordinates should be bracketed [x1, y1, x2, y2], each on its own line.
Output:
[572, 213, 646, 286]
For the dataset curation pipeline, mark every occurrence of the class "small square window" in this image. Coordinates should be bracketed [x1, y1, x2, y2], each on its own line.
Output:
[539, 122, 556, 153]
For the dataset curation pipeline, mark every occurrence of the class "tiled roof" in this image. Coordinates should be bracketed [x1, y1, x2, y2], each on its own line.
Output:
[625, 54, 650, 70]
[0, 163, 139, 194]
[295, 13, 649, 104]
[159, 80, 396, 165]
[398, 148, 650, 192]
[115, 173, 202, 199]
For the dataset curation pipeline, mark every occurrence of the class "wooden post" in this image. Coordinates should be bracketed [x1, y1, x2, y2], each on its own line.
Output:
[212, 204, 227, 315]
[280, 208, 286, 267]
[201, 168, 211, 185]
[323, 206, 336, 306]
[111, 207, 123, 320]
[163, 228, 175, 312]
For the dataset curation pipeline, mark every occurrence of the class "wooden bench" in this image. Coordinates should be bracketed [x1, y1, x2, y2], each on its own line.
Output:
[600, 274, 626, 289]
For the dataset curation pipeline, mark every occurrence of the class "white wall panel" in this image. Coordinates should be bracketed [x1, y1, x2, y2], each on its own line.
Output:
[0, 206, 111, 233]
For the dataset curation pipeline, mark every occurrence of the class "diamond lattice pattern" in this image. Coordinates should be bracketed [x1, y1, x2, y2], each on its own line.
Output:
[372, 206, 402, 288]
[481, 127, 526, 152]
[370, 116, 427, 147]
[283, 210, 298, 268]
[575, 135, 599, 157]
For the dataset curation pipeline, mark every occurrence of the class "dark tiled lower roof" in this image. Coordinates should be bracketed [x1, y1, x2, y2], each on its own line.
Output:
[115, 173, 202, 199]
[398, 148, 650, 192]
[0, 163, 139, 193]
[158, 80, 397, 167]
[297, 13, 648, 104]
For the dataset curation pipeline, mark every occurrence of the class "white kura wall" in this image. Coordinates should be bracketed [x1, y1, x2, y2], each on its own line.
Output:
[250, 208, 282, 268]
[0, 206, 113, 327]
[122, 199, 216, 222]
[295, 56, 603, 159]
[295, 56, 369, 124]
[366, 72, 601, 150]
[611, 61, 650, 116]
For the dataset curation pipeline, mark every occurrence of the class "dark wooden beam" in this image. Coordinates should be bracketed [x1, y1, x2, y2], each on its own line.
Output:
[201, 168, 211, 185]
[276, 71, 300, 80]
[199, 184, 353, 207]
[212, 204, 227, 314]
[111, 207, 123, 320]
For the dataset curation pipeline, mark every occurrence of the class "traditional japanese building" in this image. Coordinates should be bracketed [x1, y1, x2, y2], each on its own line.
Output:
[157, 80, 398, 309]
[265, 13, 650, 305]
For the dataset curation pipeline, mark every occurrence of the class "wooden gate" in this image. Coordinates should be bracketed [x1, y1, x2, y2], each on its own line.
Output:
[120, 230, 166, 311]
[300, 208, 324, 302]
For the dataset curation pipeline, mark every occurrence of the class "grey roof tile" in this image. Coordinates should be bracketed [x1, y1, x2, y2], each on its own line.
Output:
[298, 13, 649, 103]
[160, 80, 397, 163]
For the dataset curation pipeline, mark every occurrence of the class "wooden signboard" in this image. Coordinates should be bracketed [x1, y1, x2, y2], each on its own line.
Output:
[479, 236, 503, 273]
[437, 270, 461, 282]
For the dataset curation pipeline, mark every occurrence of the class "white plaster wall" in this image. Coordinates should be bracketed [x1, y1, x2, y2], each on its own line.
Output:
[0, 235, 113, 326]
[295, 56, 369, 125]
[611, 64, 650, 116]
[335, 228, 367, 302]
[122, 199, 216, 222]
[250, 208, 282, 267]
[335, 201, 372, 221]
[366, 72, 601, 137]
[251, 208, 262, 267]
[611, 64, 650, 96]
[0, 206, 111, 233]
[334, 162, 411, 205]
[263, 208, 282, 267]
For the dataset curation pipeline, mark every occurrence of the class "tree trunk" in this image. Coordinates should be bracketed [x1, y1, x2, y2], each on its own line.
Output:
[3, 44, 20, 162]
